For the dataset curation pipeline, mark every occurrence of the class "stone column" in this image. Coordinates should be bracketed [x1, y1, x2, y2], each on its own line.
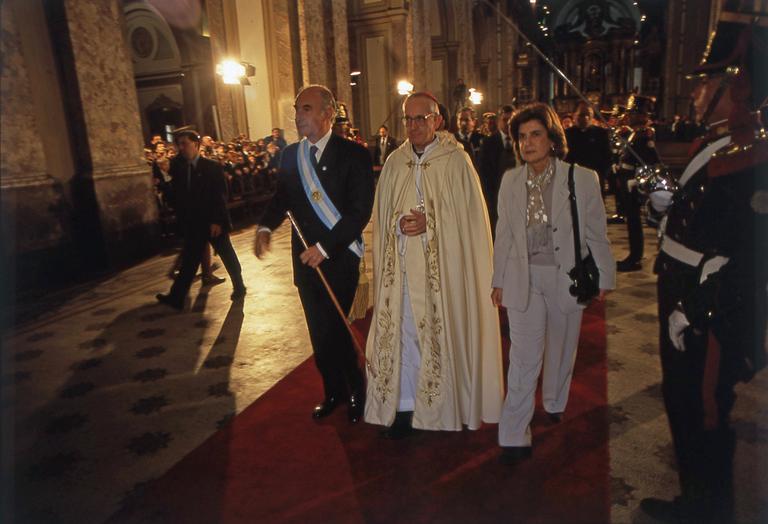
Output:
[206, 0, 244, 141]
[455, 1, 476, 86]
[0, 1, 69, 281]
[59, 0, 158, 265]
[330, 0, 352, 120]
[406, 0, 431, 91]
[262, 0, 302, 143]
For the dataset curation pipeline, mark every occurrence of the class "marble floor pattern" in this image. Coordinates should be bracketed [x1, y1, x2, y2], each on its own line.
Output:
[2, 216, 766, 523]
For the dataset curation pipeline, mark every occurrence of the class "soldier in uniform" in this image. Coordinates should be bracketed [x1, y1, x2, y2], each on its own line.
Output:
[615, 95, 661, 271]
[641, 8, 768, 522]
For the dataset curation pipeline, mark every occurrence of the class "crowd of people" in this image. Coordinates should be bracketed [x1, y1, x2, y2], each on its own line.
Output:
[150, 7, 765, 522]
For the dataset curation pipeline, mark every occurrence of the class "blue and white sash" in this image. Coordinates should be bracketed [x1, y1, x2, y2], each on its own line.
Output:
[297, 139, 364, 257]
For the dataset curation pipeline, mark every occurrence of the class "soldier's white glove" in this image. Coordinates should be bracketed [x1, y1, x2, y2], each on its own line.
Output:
[649, 190, 673, 214]
[668, 307, 690, 352]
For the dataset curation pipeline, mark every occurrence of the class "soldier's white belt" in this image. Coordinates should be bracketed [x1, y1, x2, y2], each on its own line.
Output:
[660, 235, 703, 267]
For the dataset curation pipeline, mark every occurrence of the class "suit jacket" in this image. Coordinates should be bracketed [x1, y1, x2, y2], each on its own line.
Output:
[478, 131, 517, 205]
[565, 125, 612, 180]
[453, 132, 478, 166]
[169, 155, 232, 232]
[491, 159, 616, 314]
[260, 133, 375, 286]
[373, 135, 398, 166]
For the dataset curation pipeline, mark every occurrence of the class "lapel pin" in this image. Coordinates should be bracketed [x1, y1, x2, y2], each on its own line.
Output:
[322, 166, 327, 171]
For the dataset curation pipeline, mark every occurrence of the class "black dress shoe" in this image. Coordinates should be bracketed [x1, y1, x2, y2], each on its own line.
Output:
[616, 258, 642, 272]
[156, 293, 183, 311]
[348, 393, 364, 423]
[607, 214, 626, 224]
[380, 411, 414, 440]
[312, 397, 340, 419]
[499, 446, 532, 465]
[230, 286, 247, 301]
[201, 274, 226, 286]
[547, 412, 563, 423]
[640, 497, 688, 523]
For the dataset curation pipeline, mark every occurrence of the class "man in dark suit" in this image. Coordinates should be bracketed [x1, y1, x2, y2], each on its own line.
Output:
[373, 125, 398, 168]
[157, 130, 246, 310]
[263, 127, 288, 150]
[454, 106, 482, 167]
[254, 85, 375, 423]
[478, 104, 517, 233]
[565, 102, 612, 194]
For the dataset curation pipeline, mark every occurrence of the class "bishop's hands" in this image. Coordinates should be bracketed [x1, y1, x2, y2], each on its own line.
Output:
[399, 208, 427, 236]
[254, 230, 271, 259]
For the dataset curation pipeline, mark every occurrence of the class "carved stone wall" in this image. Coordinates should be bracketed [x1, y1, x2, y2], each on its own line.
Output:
[1, 1, 71, 289]
[59, 0, 158, 267]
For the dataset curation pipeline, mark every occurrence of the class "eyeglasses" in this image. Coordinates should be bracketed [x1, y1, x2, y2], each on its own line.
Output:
[402, 113, 435, 126]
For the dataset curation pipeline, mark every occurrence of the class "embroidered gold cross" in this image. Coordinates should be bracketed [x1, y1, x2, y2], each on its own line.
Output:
[406, 160, 430, 170]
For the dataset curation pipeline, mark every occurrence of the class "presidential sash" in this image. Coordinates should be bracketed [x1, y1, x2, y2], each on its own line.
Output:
[296, 139, 364, 257]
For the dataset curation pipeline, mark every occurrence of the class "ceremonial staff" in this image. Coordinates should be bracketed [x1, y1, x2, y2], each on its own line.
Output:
[286, 211, 375, 377]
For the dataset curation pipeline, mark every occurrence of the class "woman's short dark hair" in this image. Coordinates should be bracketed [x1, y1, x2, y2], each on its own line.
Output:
[509, 103, 568, 160]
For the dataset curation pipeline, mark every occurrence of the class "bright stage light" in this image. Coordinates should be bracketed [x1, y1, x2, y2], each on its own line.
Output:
[397, 80, 414, 95]
[216, 60, 246, 85]
[468, 88, 483, 105]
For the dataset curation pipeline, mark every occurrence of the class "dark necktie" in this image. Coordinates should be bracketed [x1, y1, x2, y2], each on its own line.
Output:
[504, 135, 512, 151]
[310, 145, 319, 172]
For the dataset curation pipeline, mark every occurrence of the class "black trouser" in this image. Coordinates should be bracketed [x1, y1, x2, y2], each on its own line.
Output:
[297, 259, 363, 401]
[169, 223, 244, 300]
[609, 170, 625, 216]
[619, 179, 643, 260]
[657, 267, 737, 521]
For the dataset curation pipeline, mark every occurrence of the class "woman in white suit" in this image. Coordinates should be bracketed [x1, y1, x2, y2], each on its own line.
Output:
[490, 103, 615, 464]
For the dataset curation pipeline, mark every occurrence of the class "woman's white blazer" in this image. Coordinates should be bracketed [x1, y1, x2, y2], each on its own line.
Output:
[491, 159, 616, 314]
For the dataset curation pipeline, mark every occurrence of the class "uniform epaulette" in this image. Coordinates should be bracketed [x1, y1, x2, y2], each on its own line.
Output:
[708, 133, 768, 177]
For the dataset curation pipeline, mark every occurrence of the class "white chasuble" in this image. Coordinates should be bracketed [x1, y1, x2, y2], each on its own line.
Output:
[364, 134, 504, 431]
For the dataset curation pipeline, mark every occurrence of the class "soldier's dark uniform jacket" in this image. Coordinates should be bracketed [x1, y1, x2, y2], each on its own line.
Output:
[653, 134, 767, 520]
[679, 142, 768, 381]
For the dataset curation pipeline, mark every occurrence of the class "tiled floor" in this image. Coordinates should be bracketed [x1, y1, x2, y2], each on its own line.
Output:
[2, 213, 766, 523]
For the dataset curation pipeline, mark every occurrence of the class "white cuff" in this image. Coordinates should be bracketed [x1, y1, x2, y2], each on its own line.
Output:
[316, 242, 330, 259]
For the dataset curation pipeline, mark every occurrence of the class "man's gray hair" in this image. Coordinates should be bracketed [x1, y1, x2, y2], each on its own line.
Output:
[296, 84, 338, 113]
[402, 92, 439, 114]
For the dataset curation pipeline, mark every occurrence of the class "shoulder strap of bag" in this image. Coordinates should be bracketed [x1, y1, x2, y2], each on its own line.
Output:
[567, 163, 583, 271]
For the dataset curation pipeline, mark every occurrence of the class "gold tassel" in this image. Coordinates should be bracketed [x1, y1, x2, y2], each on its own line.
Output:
[348, 257, 369, 321]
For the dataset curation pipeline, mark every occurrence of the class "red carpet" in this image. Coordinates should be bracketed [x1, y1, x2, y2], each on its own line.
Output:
[126, 303, 608, 523]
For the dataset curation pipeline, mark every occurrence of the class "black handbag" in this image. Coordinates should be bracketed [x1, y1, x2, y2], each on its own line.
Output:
[566, 163, 600, 304]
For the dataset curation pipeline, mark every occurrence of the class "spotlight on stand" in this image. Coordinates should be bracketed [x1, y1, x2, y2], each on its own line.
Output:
[216, 60, 255, 86]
